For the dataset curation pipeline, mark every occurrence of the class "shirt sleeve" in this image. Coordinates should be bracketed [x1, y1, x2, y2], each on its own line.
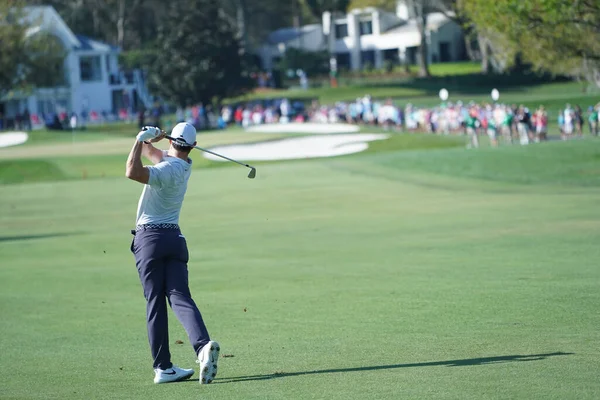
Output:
[147, 161, 174, 188]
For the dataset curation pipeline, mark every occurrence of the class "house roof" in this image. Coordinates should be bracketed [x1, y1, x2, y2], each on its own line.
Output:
[22, 6, 118, 53]
[266, 24, 321, 45]
[23, 6, 80, 48]
[74, 35, 119, 52]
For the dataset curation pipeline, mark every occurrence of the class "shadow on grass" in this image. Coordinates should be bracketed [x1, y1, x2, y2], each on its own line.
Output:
[0, 232, 84, 242]
[213, 352, 573, 384]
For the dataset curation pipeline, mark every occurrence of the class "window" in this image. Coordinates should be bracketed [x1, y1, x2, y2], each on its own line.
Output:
[439, 42, 451, 62]
[361, 50, 375, 67]
[359, 20, 373, 36]
[336, 53, 351, 69]
[335, 23, 348, 39]
[383, 49, 399, 63]
[406, 46, 418, 65]
[80, 56, 102, 81]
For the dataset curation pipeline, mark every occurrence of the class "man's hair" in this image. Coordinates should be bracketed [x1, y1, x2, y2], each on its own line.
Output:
[173, 142, 193, 153]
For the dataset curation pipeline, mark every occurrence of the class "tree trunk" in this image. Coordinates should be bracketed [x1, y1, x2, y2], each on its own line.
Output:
[92, 5, 100, 37]
[462, 27, 478, 61]
[236, 0, 249, 52]
[117, 0, 125, 49]
[414, 1, 431, 78]
[477, 33, 490, 74]
[295, 0, 303, 49]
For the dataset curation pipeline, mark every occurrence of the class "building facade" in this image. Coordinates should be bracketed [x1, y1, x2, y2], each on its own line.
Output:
[259, 1, 465, 73]
[0, 6, 152, 129]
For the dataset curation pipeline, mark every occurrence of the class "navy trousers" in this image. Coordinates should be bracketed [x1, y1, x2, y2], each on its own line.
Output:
[131, 227, 210, 370]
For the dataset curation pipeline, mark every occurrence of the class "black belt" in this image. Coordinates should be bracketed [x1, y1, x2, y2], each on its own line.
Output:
[131, 223, 180, 235]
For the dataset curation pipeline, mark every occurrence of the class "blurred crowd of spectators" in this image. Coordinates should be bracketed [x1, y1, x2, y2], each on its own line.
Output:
[3, 95, 599, 149]
[0, 110, 33, 131]
[219, 96, 600, 147]
[0, 107, 155, 132]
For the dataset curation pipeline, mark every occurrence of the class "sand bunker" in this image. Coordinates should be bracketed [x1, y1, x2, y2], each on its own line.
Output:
[0, 132, 28, 148]
[204, 134, 389, 162]
[245, 123, 360, 134]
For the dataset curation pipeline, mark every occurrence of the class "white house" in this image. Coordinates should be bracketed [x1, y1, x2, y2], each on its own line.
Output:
[0, 6, 152, 128]
[259, 0, 465, 72]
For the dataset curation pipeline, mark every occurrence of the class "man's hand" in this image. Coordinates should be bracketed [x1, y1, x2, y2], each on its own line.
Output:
[136, 126, 161, 142]
[149, 130, 166, 143]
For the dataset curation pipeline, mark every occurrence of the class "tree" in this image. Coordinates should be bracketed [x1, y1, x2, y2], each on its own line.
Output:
[277, 48, 330, 76]
[0, 1, 66, 98]
[458, 0, 600, 86]
[407, 0, 431, 77]
[216, 0, 304, 52]
[302, 0, 351, 19]
[146, 0, 253, 107]
[26, 0, 157, 50]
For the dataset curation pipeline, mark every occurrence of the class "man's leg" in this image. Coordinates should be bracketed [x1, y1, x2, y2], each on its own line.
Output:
[134, 233, 172, 370]
[163, 233, 211, 355]
[165, 259, 211, 355]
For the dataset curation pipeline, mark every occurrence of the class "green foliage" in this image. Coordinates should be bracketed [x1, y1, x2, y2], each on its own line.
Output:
[146, 0, 254, 106]
[277, 48, 330, 77]
[34, 0, 315, 54]
[0, 2, 26, 96]
[229, 0, 307, 48]
[458, 0, 600, 86]
[26, 0, 166, 50]
[383, 59, 395, 73]
[0, 1, 66, 96]
[118, 49, 156, 70]
[22, 32, 67, 87]
[348, 0, 396, 11]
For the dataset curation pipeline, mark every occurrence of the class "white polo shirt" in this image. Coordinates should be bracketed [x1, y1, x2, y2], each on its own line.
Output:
[135, 151, 192, 225]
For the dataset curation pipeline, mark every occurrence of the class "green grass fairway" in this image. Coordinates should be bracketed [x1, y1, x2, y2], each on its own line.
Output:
[1, 130, 600, 399]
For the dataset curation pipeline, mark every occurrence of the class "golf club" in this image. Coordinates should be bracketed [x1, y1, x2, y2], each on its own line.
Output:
[164, 135, 256, 179]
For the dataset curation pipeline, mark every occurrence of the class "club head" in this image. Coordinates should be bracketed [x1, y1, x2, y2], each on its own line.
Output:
[247, 167, 256, 179]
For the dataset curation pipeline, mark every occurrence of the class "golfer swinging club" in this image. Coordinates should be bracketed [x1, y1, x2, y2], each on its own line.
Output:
[126, 122, 220, 384]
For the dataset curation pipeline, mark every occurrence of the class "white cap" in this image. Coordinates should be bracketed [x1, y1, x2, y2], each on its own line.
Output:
[170, 122, 196, 147]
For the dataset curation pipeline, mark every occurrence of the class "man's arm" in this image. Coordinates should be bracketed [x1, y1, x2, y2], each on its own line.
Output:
[142, 142, 165, 165]
[125, 140, 150, 184]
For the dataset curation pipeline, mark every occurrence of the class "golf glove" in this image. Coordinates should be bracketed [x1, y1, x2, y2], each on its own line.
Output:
[136, 126, 160, 142]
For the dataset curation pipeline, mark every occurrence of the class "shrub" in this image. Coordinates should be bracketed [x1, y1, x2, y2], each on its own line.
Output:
[276, 48, 330, 77]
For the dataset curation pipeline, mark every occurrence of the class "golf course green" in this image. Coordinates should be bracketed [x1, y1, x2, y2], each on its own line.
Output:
[1, 81, 600, 399]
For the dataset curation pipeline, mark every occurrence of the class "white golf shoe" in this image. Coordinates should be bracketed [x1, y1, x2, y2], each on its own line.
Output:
[153, 365, 194, 384]
[197, 341, 220, 384]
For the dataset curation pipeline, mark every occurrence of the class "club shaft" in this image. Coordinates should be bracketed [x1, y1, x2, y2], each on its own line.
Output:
[193, 145, 252, 168]
[165, 135, 254, 169]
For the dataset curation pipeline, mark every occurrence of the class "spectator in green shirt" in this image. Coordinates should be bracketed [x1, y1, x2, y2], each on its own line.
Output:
[466, 107, 479, 149]
[588, 106, 598, 136]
